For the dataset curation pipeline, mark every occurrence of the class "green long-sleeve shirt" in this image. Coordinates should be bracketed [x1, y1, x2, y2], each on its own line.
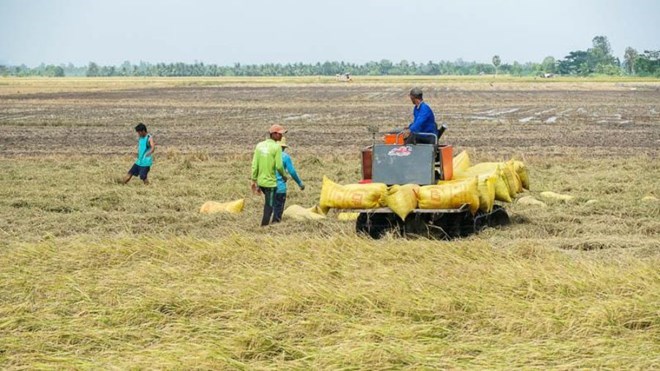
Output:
[251, 138, 286, 187]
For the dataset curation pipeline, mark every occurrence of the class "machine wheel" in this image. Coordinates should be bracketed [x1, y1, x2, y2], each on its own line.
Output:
[402, 213, 434, 238]
[487, 205, 510, 228]
[401, 210, 476, 240]
[356, 213, 400, 239]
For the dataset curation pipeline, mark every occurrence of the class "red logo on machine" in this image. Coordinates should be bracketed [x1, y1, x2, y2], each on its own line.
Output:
[388, 146, 412, 157]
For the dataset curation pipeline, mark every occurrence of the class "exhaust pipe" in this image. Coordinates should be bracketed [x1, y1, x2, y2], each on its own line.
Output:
[437, 123, 448, 139]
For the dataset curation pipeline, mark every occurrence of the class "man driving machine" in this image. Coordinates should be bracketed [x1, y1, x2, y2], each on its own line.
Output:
[402, 87, 438, 144]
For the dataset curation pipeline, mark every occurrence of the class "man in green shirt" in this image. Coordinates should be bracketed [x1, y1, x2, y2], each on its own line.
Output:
[251, 124, 288, 226]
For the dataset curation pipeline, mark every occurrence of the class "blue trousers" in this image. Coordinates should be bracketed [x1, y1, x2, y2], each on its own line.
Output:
[272, 192, 287, 223]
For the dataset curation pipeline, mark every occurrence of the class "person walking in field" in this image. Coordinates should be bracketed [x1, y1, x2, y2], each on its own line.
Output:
[402, 87, 438, 144]
[272, 137, 305, 223]
[251, 124, 288, 226]
[124, 123, 155, 185]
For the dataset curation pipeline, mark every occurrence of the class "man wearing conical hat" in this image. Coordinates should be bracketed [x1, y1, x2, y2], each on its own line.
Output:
[272, 136, 305, 223]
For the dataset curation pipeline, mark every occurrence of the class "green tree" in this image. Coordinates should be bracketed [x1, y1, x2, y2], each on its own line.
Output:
[86, 62, 99, 77]
[53, 66, 65, 77]
[623, 47, 638, 75]
[558, 50, 590, 75]
[379, 59, 393, 75]
[541, 56, 556, 74]
[492, 55, 501, 75]
[635, 50, 660, 76]
[589, 35, 617, 74]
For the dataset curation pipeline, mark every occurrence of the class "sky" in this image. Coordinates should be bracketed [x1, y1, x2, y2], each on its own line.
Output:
[0, 0, 658, 67]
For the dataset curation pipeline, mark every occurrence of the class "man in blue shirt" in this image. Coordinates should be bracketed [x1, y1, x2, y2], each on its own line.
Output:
[403, 87, 438, 144]
[272, 137, 305, 223]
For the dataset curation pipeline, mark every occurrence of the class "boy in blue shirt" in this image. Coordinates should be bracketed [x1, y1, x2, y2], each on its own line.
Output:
[272, 137, 305, 223]
[124, 123, 155, 185]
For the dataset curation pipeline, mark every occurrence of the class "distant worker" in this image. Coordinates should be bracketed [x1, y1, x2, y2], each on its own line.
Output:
[403, 87, 437, 144]
[124, 123, 155, 185]
[251, 124, 288, 226]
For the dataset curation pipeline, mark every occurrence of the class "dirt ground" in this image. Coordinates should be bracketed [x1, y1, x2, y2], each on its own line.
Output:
[1, 80, 658, 159]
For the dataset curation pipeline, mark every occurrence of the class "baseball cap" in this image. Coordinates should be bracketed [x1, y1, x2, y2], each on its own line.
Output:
[269, 124, 287, 134]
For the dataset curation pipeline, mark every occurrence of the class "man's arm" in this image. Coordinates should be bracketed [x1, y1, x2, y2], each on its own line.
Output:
[409, 106, 433, 133]
[284, 155, 304, 189]
[251, 147, 259, 182]
[145, 135, 156, 157]
[275, 146, 287, 181]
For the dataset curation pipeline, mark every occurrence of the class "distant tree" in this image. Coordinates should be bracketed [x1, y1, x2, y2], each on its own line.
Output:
[623, 47, 638, 75]
[635, 50, 660, 76]
[588, 35, 617, 74]
[541, 56, 556, 74]
[509, 61, 522, 76]
[558, 50, 590, 75]
[53, 66, 65, 77]
[120, 60, 134, 76]
[86, 62, 99, 77]
[397, 60, 410, 75]
[492, 55, 501, 75]
[379, 59, 393, 75]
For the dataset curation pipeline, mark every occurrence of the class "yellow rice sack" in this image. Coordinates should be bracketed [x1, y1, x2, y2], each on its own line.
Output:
[512, 160, 530, 190]
[319, 176, 387, 209]
[283, 205, 326, 221]
[419, 177, 480, 215]
[474, 173, 496, 212]
[385, 184, 420, 220]
[199, 199, 244, 214]
[308, 204, 329, 215]
[505, 160, 523, 194]
[455, 165, 512, 203]
[453, 150, 471, 174]
[470, 162, 520, 197]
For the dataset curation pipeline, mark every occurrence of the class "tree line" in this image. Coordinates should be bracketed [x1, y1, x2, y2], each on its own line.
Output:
[1, 36, 657, 78]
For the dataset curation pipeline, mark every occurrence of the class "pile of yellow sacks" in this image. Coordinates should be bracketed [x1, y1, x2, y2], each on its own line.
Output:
[319, 151, 529, 220]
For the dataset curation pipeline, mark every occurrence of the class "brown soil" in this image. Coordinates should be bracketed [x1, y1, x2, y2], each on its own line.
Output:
[1, 83, 658, 158]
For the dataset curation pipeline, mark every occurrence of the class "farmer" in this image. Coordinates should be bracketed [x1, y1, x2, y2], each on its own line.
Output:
[124, 123, 155, 185]
[272, 137, 305, 223]
[402, 87, 438, 144]
[251, 124, 288, 226]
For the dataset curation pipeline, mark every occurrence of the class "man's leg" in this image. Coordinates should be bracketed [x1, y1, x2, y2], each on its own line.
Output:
[139, 166, 151, 185]
[124, 164, 139, 184]
[272, 192, 287, 223]
[405, 133, 435, 145]
[259, 187, 276, 226]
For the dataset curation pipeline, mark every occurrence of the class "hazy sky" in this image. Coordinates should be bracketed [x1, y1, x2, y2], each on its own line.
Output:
[1, 0, 658, 66]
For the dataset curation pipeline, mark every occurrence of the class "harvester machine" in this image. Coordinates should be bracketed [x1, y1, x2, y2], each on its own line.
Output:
[356, 127, 509, 239]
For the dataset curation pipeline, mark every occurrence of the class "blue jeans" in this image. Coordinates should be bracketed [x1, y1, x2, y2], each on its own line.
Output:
[272, 192, 287, 223]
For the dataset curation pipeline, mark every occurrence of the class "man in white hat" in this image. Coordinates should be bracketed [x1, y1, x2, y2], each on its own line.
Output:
[251, 124, 288, 226]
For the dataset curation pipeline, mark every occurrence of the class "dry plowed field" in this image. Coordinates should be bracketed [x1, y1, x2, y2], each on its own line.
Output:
[1, 79, 658, 157]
